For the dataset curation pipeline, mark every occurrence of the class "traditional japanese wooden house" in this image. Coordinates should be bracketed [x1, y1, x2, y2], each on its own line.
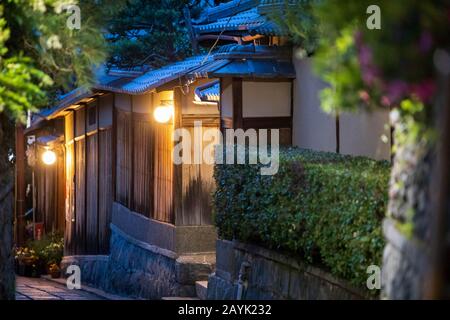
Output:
[25, 55, 227, 297]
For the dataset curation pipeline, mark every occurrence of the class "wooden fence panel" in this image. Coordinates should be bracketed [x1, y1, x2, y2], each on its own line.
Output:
[86, 134, 98, 254]
[133, 118, 153, 218]
[116, 110, 131, 207]
[75, 139, 86, 254]
[177, 125, 216, 226]
[63, 109, 113, 255]
[64, 142, 75, 255]
[43, 163, 56, 232]
[98, 129, 113, 253]
[56, 152, 66, 233]
[35, 160, 44, 225]
[153, 122, 174, 223]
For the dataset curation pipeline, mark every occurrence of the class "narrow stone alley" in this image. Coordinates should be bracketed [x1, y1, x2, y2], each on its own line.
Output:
[15, 276, 106, 300]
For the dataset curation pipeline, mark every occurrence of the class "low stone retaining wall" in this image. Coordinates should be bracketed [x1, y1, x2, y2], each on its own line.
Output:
[207, 240, 369, 300]
[112, 202, 217, 254]
[61, 255, 109, 290]
[62, 224, 215, 299]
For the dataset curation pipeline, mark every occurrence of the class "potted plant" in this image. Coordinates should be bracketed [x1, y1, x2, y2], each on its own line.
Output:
[27, 232, 64, 275]
[48, 263, 61, 278]
[14, 247, 40, 277]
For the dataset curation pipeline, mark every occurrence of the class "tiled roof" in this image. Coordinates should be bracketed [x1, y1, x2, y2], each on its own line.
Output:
[195, 0, 260, 23]
[189, 44, 295, 79]
[257, 0, 298, 14]
[35, 55, 217, 121]
[195, 80, 220, 102]
[193, 7, 266, 34]
[34, 87, 92, 119]
[193, 0, 293, 36]
[31, 67, 125, 122]
[94, 54, 213, 94]
[207, 59, 295, 78]
[189, 59, 231, 78]
[34, 43, 295, 123]
[249, 19, 286, 36]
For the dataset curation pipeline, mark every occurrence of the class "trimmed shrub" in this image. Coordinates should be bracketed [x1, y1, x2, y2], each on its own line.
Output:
[213, 147, 390, 290]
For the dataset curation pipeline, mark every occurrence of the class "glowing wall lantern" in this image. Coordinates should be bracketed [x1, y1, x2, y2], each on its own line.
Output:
[153, 100, 174, 124]
[42, 148, 57, 165]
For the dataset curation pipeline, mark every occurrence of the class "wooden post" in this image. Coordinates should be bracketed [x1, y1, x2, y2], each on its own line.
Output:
[232, 78, 243, 129]
[173, 87, 183, 225]
[112, 94, 117, 202]
[15, 123, 26, 245]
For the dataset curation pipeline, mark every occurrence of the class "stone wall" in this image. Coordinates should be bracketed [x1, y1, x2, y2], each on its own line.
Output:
[112, 202, 217, 254]
[62, 224, 215, 299]
[61, 255, 110, 290]
[207, 240, 368, 300]
[381, 129, 433, 299]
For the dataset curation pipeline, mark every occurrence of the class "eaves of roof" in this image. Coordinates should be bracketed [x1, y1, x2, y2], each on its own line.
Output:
[208, 58, 295, 78]
[32, 43, 295, 125]
[194, 0, 260, 24]
[195, 80, 220, 102]
[34, 55, 218, 122]
[193, 8, 266, 34]
[94, 55, 213, 95]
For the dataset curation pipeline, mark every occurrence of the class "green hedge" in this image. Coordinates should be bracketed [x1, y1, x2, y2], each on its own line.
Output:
[213, 147, 390, 290]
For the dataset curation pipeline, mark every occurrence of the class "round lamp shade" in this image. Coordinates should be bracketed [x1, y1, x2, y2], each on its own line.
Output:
[153, 105, 173, 123]
[42, 150, 57, 165]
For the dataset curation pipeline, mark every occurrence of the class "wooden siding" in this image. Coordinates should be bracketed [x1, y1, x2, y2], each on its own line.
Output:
[56, 153, 65, 232]
[64, 104, 113, 256]
[35, 160, 45, 224]
[175, 122, 215, 226]
[153, 122, 174, 223]
[115, 108, 174, 224]
[65, 141, 75, 255]
[98, 129, 113, 253]
[74, 138, 86, 254]
[34, 145, 65, 236]
[86, 134, 98, 254]
[172, 87, 219, 227]
[115, 110, 132, 207]
[132, 116, 154, 217]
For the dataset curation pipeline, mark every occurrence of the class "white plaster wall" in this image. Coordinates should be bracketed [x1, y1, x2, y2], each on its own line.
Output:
[221, 80, 233, 118]
[340, 109, 391, 161]
[292, 55, 336, 152]
[242, 81, 291, 117]
[292, 52, 391, 160]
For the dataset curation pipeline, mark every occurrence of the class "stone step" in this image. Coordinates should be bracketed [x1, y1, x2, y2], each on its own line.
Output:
[161, 296, 200, 300]
[195, 281, 208, 300]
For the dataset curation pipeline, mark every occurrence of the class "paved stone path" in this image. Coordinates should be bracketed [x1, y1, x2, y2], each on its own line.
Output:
[16, 276, 105, 300]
